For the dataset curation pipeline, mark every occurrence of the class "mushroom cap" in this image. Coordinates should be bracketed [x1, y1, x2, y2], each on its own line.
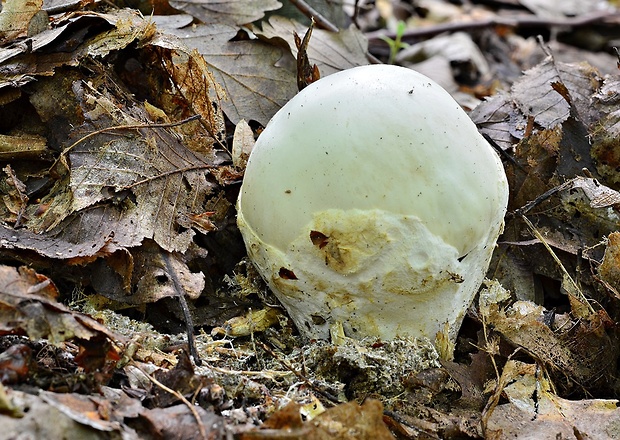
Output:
[237, 65, 508, 342]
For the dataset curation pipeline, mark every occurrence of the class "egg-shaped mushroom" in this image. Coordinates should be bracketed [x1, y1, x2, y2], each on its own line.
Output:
[237, 64, 508, 344]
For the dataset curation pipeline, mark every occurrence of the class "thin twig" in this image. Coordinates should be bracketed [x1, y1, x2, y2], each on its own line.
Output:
[383, 410, 442, 439]
[162, 252, 202, 366]
[518, 213, 595, 315]
[512, 178, 575, 216]
[208, 365, 294, 379]
[482, 133, 522, 171]
[351, 0, 362, 28]
[121, 164, 214, 190]
[131, 362, 207, 440]
[289, 0, 339, 32]
[260, 342, 342, 405]
[481, 348, 523, 431]
[367, 11, 620, 44]
[51, 114, 201, 173]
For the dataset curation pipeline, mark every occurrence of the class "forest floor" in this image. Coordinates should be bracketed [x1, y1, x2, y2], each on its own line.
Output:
[2, 0, 620, 439]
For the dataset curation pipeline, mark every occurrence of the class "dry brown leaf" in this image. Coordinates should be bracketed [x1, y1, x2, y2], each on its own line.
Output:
[139, 403, 224, 439]
[599, 232, 620, 299]
[310, 399, 394, 440]
[244, 399, 394, 440]
[1, 388, 130, 438]
[0, 26, 75, 87]
[171, 15, 369, 125]
[510, 56, 600, 129]
[1, 386, 223, 439]
[156, 46, 227, 149]
[469, 93, 524, 151]
[169, 0, 281, 26]
[212, 307, 282, 337]
[27, 79, 217, 253]
[170, 23, 297, 125]
[0, 10, 149, 89]
[0, 0, 43, 43]
[257, 16, 369, 76]
[473, 56, 602, 150]
[485, 300, 618, 393]
[591, 77, 620, 187]
[0, 165, 28, 225]
[0, 133, 49, 160]
[131, 240, 205, 303]
[86, 11, 157, 57]
[0, 265, 124, 345]
[261, 401, 304, 430]
[486, 360, 620, 439]
[0, 222, 117, 261]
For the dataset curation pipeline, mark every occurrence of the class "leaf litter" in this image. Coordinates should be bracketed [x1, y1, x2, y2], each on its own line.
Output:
[2, 0, 620, 439]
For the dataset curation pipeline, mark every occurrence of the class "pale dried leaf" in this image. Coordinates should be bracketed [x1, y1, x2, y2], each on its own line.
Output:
[85, 11, 157, 58]
[0, 0, 42, 43]
[132, 240, 204, 303]
[510, 56, 600, 129]
[396, 32, 490, 78]
[487, 360, 620, 439]
[170, 24, 297, 125]
[473, 56, 602, 155]
[569, 176, 620, 208]
[486, 300, 617, 391]
[2, 387, 221, 439]
[0, 265, 124, 344]
[558, 177, 620, 239]
[519, 0, 613, 17]
[232, 119, 254, 169]
[592, 78, 620, 133]
[169, 0, 281, 26]
[27, 80, 217, 253]
[0, 222, 115, 259]
[470, 93, 525, 150]
[1, 389, 125, 439]
[257, 16, 369, 76]
[151, 14, 194, 30]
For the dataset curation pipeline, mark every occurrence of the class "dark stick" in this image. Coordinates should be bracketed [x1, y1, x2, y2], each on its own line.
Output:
[367, 11, 620, 44]
[162, 252, 202, 366]
[289, 0, 339, 32]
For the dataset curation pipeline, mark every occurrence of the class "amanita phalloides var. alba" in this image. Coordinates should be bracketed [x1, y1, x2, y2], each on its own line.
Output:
[237, 64, 509, 344]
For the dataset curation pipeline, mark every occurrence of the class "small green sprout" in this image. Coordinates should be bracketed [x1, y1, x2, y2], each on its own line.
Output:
[380, 21, 410, 65]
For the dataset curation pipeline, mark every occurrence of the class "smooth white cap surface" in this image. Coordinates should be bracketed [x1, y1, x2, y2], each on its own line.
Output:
[237, 65, 508, 343]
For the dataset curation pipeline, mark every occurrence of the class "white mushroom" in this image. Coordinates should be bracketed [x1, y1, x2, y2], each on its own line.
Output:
[236, 64, 509, 345]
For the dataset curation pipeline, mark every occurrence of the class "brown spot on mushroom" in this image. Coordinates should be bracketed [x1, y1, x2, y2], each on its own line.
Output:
[278, 267, 298, 280]
[310, 230, 329, 248]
